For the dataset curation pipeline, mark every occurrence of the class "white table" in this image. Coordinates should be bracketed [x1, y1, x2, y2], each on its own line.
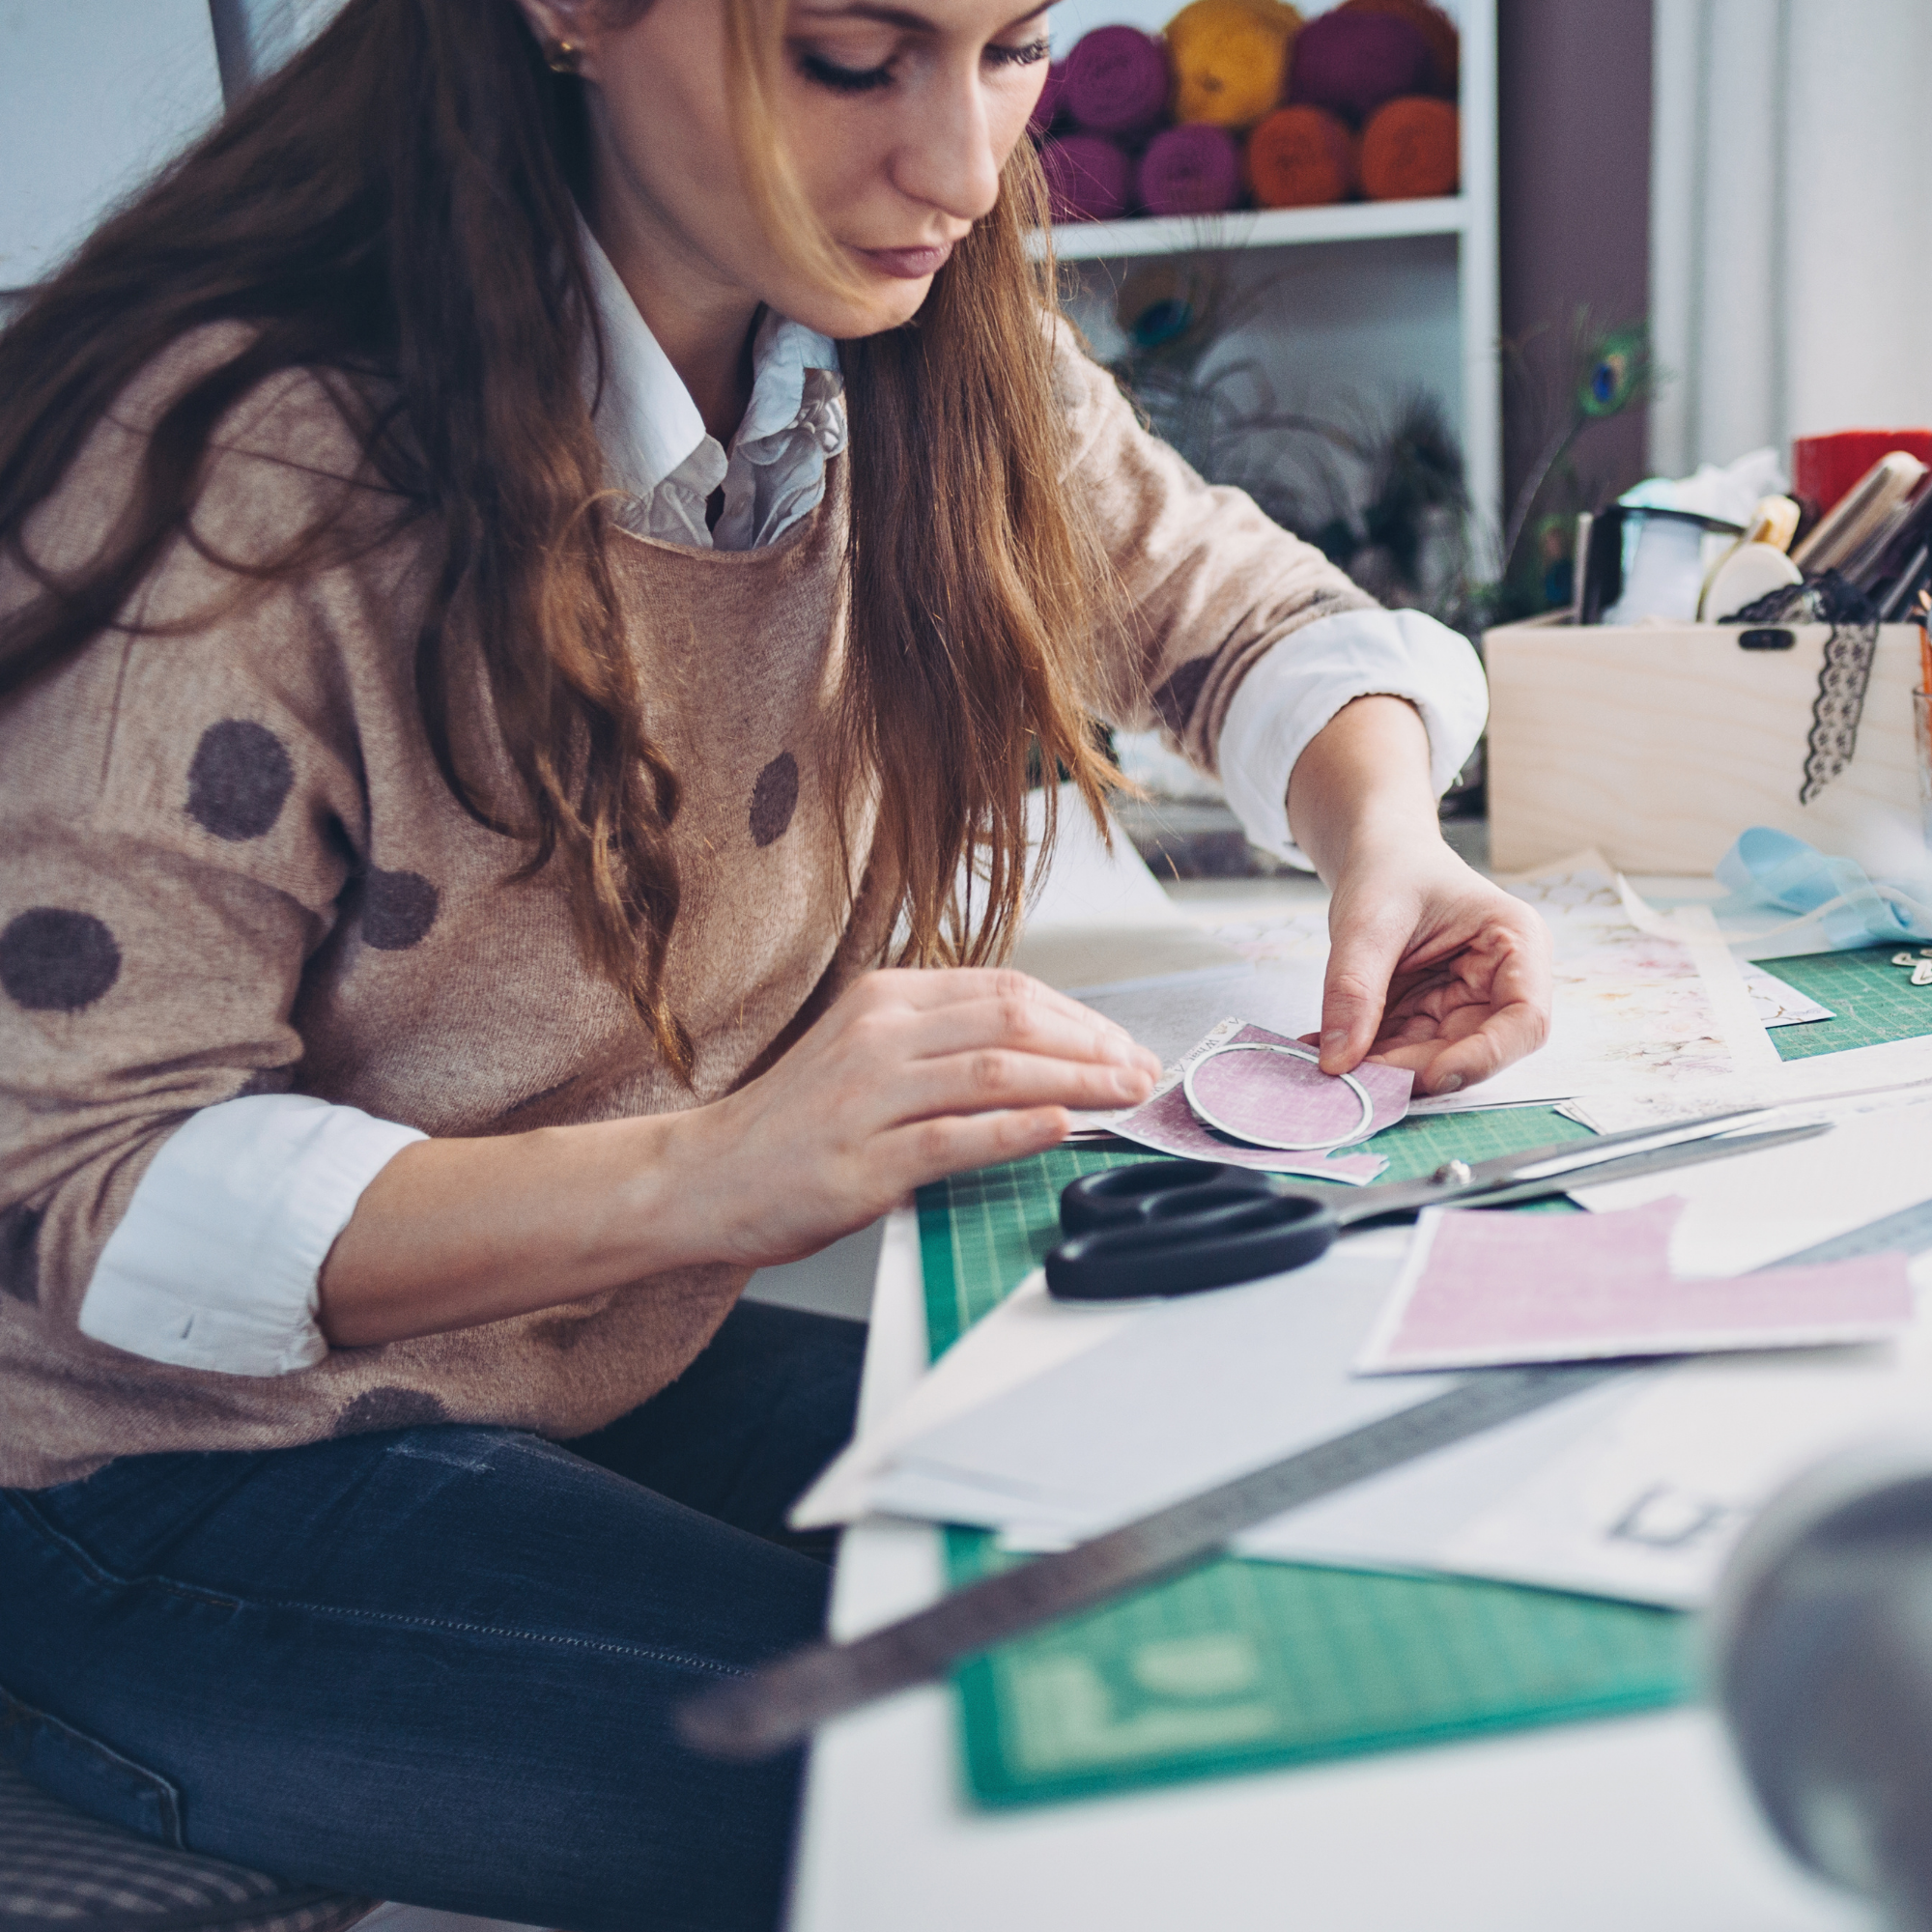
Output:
[787, 816, 1878, 1930]
[786, 1211, 1873, 1932]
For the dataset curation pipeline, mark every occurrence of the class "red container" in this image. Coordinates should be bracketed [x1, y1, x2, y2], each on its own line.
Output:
[1794, 430, 1932, 519]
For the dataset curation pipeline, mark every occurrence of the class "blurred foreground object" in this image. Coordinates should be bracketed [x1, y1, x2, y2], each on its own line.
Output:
[1714, 1436, 1932, 1930]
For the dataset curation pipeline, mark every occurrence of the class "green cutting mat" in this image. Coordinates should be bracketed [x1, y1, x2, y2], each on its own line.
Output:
[1756, 946, 1932, 1060]
[918, 1105, 1596, 1355]
[914, 1105, 1692, 1810]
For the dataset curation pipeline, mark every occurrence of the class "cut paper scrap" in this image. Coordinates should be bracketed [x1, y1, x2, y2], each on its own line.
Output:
[1738, 963, 1833, 1029]
[1357, 1196, 1913, 1375]
[1186, 1039, 1391, 1150]
[1111, 1019, 1412, 1184]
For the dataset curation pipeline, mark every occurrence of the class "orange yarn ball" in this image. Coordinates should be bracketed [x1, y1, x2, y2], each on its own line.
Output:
[1244, 103, 1355, 208]
[1358, 96, 1459, 201]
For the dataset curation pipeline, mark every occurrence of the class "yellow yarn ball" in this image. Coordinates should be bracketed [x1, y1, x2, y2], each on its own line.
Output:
[1165, 0, 1301, 128]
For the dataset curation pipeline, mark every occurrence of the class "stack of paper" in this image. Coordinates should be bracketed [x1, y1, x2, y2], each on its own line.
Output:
[801, 1091, 1932, 1610]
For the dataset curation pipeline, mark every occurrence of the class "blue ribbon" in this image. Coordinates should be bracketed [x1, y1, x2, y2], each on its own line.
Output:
[1713, 827, 1932, 948]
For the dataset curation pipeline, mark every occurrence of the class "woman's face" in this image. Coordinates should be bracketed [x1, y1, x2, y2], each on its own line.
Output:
[530, 0, 1051, 339]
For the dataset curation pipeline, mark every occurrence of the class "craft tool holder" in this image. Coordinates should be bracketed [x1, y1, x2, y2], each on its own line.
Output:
[1485, 616, 1929, 875]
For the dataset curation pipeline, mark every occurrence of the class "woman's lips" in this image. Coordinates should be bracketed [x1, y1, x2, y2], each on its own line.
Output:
[856, 242, 954, 279]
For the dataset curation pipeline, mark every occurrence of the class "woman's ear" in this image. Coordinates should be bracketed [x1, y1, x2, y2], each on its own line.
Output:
[510, 0, 601, 75]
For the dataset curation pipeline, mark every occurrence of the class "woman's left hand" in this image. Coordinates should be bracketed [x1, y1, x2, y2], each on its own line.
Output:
[1314, 838, 1551, 1097]
[1286, 694, 1551, 1099]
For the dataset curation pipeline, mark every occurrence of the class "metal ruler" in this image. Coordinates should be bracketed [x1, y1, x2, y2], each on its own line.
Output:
[677, 1195, 1932, 1761]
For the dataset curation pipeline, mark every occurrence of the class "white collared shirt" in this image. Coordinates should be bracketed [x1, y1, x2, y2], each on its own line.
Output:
[579, 223, 847, 553]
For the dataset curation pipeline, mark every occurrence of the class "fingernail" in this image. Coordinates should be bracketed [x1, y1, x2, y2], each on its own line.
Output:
[1435, 1073, 1463, 1094]
[1321, 1030, 1349, 1052]
[1117, 1068, 1152, 1098]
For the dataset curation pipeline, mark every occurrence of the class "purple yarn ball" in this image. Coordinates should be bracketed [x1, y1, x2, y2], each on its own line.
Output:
[1288, 11, 1431, 122]
[1029, 61, 1067, 139]
[1135, 125, 1241, 217]
[1041, 134, 1134, 222]
[1063, 25, 1171, 138]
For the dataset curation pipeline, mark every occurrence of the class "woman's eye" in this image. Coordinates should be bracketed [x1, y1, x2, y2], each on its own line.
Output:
[798, 50, 895, 93]
[986, 36, 1050, 70]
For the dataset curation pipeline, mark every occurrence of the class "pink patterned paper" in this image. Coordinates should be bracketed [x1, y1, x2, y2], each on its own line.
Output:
[1189, 1043, 1397, 1148]
[1112, 1022, 1413, 1184]
[1359, 1196, 1914, 1373]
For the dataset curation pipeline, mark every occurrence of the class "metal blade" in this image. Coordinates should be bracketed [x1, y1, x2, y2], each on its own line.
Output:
[1407, 1120, 1833, 1215]
[1331, 1104, 1799, 1224]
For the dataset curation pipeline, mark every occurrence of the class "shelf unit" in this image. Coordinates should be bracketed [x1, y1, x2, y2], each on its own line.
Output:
[1041, 0, 1499, 541]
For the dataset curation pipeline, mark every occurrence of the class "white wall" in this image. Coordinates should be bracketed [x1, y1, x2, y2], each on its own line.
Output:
[0, 0, 223, 291]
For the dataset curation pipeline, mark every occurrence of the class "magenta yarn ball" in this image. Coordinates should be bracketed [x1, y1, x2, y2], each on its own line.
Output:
[1288, 11, 1432, 121]
[1135, 125, 1241, 216]
[1062, 25, 1171, 138]
[1041, 134, 1134, 222]
[1028, 60, 1067, 139]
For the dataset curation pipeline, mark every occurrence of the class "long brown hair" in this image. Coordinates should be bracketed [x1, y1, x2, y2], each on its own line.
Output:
[0, 0, 1117, 1067]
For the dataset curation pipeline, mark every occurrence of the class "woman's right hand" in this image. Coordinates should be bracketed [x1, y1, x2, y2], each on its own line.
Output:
[670, 967, 1161, 1271]
[321, 966, 1157, 1348]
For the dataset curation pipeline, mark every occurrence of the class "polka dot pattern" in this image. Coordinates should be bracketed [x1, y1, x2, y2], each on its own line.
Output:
[0, 1203, 41, 1305]
[185, 720, 295, 841]
[0, 909, 121, 1012]
[361, 870, 439, 951]
[332, 1387, 449, 1436]
[750, 752, 799, 848]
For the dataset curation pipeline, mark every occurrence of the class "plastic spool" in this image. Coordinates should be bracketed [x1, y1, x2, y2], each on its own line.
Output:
[1181, 1041, 1375, 1151]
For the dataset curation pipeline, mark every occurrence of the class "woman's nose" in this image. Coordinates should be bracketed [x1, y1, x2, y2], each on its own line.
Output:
[888, 71, 1005, 223]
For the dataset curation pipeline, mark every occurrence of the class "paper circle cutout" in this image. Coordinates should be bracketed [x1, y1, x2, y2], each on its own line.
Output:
[1181, 1041, 1375, 1151]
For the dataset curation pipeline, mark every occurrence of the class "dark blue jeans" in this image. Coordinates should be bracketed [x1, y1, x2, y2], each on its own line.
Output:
[0, 1299, 867, 1932]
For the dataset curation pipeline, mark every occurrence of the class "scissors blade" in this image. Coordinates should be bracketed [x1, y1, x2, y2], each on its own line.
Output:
[1331, 1102, 1795, 1225]
[1417, 1120, 1832, 1213]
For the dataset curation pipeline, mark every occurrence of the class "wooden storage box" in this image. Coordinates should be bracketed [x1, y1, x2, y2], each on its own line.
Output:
[1485, 616, 1928, 874]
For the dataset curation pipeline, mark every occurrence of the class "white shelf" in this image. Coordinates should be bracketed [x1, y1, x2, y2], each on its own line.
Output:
[1047, 195, 1468, 263]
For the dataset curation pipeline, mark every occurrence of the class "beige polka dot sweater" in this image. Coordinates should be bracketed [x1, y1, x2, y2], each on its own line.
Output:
[0, 325, 1418, 1489]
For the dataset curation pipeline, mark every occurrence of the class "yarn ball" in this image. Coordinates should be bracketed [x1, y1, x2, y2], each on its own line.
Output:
[1358, 96, 1459, 200]
[1041, 134, 1134, 222]
[1287, 9, 1431, 122]
[1336, 0, 1458, 97]
[1164, 0, 1301, 129]
[1062, 25, 1171, 138]
[1244, 103, 1355, 208]
[1029, 60, 1067, 138]
[1136, 124, 1242, 216]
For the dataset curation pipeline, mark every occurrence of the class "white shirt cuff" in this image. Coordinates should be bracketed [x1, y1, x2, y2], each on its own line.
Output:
[80, 1095, 426, 1377]
[1215, 608, 1489, 862]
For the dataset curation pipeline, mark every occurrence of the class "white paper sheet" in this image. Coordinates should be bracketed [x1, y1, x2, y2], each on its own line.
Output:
[789, 1272, 1146, 1529]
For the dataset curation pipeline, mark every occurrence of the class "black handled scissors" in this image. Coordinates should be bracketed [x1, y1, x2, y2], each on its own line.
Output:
[1044, 1109, 1832, 1301]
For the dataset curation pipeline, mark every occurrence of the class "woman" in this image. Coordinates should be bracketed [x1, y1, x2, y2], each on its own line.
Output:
[0, 0, 1549, 1925]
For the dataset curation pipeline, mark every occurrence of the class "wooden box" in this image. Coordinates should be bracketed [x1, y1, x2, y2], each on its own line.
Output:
[1484, 616, 1928, 874]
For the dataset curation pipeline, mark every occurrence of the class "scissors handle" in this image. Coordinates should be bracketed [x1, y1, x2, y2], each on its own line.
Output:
[1046, 1161, 1340, 1301]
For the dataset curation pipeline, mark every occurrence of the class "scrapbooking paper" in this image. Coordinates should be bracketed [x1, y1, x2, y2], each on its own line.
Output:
[1185, 1037, 1403, 1150]
[1111, 1019, 1412, 1184]
[1356, 1196, 1913, 1374]
[1193, 857, 1777, 1117]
